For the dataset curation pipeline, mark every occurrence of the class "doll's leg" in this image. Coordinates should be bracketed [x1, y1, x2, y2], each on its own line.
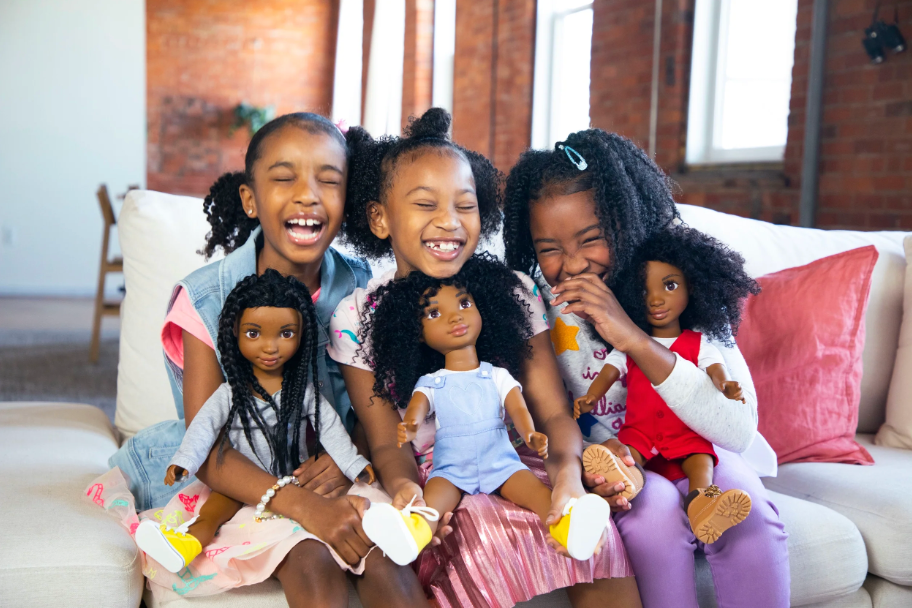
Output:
[497, 469, 552, 524]
[680, 453, 714, 494]
[422, 477, 464, 535]
[681, 453, 752, 545]
[187, 491, 243, 546]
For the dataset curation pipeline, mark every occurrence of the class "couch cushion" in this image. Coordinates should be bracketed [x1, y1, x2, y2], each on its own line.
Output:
[763, 434, 912, 586]
[863, 574, 912, 608]
[678, 204, 907, 434]
[0, 402, 142, 608]
[878, 235, 912, 450]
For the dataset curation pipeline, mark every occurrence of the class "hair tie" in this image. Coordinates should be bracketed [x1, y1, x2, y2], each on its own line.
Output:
[334, 119, 349, 134]
[557, 144, 588, 171]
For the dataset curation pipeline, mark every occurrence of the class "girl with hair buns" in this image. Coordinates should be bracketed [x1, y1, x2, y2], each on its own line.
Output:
[329, 108, 639, 607]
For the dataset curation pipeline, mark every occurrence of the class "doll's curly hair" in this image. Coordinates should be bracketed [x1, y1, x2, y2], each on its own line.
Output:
[613, 226, 760, 346]
[503, 129, 680, 281]
[361, 253, 533, 409]
[216, 269, 322, 476]
[341, 107, 503, 259]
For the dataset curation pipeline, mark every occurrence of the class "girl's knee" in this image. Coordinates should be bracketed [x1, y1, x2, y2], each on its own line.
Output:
[280, 540, 345, 582]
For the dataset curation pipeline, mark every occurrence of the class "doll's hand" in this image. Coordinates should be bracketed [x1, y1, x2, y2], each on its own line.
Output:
[525, 432, 549, 459]
[397, 421, 419, 448]
[163, 465, 186, 487]
[581, 439, 637, 512]
[551, 273, 646, 353]
[720, 381, 746, 403]
[360, 464, 377, 485]
[573, 396, 595, 419]
[392, 481, 454, 547]
[294, 454, 353, 498]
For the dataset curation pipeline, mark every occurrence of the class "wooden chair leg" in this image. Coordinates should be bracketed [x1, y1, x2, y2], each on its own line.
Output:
[90, 238, 109, 364]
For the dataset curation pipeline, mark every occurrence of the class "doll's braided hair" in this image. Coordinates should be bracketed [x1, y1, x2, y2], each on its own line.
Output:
[216, 269, 322, 476]
[613, 225, 761, 346]
[362, 253, 533, 409]
[201, 112, 353, 259]
[341, 107, 503, 259]
[503, 129, 680, 281]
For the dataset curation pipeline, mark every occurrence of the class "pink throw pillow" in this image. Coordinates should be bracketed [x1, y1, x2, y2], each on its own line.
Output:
[737, 246, 877, 465]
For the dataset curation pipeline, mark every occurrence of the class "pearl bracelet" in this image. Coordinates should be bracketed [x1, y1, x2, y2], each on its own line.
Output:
[254, 475, 301, 522]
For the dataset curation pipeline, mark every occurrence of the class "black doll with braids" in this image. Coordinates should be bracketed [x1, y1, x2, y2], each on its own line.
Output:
[361, 253, 533, 409]
[215, 269, 322, 477]
[341, 107, 503, 260]
[503, 129, 680, 282]
[612, 225, 760, 347]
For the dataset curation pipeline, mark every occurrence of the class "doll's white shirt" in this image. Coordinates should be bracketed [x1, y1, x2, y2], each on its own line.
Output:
[413, 366, 522, 429]
[603, 335, 726, 377]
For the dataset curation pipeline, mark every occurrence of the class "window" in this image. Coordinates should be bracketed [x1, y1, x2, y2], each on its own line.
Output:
[686, 0, 798, 165]
[531, 0, 593, 149]
[432, 0, 456, 114]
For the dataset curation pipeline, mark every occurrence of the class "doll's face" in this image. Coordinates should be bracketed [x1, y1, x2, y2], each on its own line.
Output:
[236, 306, 302, 373]
[420, 284, 482, 354]
[644, 261, 689, 333]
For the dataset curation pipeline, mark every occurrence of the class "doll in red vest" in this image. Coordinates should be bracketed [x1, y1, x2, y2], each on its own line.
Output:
[573, 225, 760, 544]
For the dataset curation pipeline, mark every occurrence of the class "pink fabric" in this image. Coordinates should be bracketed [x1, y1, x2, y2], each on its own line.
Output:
[86, 468, 386, 602]
[162, 286, 321, 369]
[737, 246, 877, 466]
[416, 447, 633, 608]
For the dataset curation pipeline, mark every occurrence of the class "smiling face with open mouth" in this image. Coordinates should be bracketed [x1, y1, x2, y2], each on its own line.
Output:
[240, 126, 347, 276]
[369, 150, 480, 279]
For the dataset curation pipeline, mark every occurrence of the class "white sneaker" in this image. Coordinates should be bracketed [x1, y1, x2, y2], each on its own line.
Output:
[362, 497, 439, 566]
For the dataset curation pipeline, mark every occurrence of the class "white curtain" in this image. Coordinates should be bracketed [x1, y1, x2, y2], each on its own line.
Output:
[331, 0, 363, 126]
[363, 0, 405, 136]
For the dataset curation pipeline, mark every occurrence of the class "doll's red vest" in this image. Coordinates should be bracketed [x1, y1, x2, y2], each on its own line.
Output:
[617, 329, 717, 481]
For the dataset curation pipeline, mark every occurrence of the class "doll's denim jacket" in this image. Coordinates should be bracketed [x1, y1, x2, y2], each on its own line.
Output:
[108, 227, 371, 510]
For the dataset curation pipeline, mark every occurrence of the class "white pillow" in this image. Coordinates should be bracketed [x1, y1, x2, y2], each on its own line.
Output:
[678, 204, 907, 433]
[115, 191, 221, 438]
[877, 235, 912, 448]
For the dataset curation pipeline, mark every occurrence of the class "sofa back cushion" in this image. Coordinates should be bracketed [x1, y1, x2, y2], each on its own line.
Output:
[678, 204, 907, 433]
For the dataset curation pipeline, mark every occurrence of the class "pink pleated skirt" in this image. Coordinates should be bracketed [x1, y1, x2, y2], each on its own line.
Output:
[414, 449, 633, 608]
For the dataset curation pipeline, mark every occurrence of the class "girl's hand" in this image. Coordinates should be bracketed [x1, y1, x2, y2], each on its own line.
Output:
[581, 438, 636, 512]
[720, 380, 746, 403]
[545, 475, 608, 558]
[573, 396, 594, 420]
[526, 432, 549, 459]
[294, 454, 353, 498]
[391, 481, 454, 547]
[306, 494, 374, 566]
[397, 421, 419, 448]
[551, 273, 647, 353]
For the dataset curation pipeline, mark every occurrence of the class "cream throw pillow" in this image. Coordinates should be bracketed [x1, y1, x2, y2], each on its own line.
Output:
[877, 235, 912, 449]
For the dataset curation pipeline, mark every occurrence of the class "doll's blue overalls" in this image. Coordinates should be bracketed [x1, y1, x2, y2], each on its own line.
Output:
[419, 362, 529, 495]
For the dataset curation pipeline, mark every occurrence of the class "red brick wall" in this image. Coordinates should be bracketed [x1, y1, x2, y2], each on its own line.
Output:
[402, 0, 435, 129]
[147, 0, 339, 196]
[451, 0, 536, 170]
[589, 0, 912, 229]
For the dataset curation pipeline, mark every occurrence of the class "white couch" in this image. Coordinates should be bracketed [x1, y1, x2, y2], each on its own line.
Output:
[2, 191, 910, 608]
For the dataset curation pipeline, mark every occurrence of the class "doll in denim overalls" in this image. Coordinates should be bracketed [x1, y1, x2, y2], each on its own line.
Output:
[358, 256, 612, 566]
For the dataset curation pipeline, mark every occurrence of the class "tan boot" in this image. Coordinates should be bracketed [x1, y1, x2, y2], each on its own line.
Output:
[582, 444, 644, 501]
[686, 485, 752, 544]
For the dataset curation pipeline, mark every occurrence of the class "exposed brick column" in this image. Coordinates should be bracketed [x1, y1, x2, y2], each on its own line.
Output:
[361, 0, 375, 121]
[402, 0, 435, 129]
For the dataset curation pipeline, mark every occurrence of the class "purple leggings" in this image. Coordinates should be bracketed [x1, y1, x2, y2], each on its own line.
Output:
[613, 450, 790, 608]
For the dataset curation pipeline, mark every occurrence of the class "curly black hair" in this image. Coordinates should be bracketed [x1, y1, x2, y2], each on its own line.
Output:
[216, 269, 323, 476]
[361, 253, 533, 409]
[613, 225, 760, 346]
[341, 107, 503, 260]
[503, 129, 680, 281]
[201, 112, 355, 259]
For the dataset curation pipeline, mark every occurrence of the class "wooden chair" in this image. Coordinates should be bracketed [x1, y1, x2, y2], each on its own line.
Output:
[90, 185, 124, 363]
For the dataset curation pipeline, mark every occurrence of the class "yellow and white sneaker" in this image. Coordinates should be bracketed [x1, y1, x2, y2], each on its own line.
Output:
[362, 496, 439, 566]
[135, 516, 202, 573]
[548, 494, 612, 560]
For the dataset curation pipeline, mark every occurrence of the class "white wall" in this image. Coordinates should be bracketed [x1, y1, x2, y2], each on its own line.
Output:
[0, 0, 145, 296]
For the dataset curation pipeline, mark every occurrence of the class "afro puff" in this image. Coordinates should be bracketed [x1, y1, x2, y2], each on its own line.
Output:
[361, 253, 533, 409]
[613, 225, 760, 346]
[503, 129, 680, 280]
[342, 108, 503, 260]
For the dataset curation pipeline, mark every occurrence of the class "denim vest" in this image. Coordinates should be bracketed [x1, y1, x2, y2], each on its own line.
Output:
[109, 227, 372, 510]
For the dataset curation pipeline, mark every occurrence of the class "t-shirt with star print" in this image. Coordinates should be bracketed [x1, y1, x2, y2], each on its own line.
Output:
[326, 268, 549, 458]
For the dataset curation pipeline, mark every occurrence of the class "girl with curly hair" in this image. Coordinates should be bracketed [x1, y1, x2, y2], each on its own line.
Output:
[502, 130, 789, 608]
[358, 255, 611, 565]
[328, 109, 639, 606]
[574, 226, 760, 543]
[135, 270, 379, 600]
[105, 112, 429, 606]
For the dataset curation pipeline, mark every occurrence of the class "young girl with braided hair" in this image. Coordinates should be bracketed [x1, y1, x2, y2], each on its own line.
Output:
[328, 108, 639, 607]
[502, 129, 789, 608]
[101, 112, 429, 606]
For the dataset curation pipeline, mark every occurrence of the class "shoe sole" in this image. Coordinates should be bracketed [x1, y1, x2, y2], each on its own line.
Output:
[566, 494, 612, 560]
[135, 520, 186, 573]
[692, 489, 752, 544]
[582, 444, 639, 500]
[362, 503, 419, 566]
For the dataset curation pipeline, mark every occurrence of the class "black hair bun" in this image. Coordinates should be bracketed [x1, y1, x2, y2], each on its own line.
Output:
[403, 107, 451, 140]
